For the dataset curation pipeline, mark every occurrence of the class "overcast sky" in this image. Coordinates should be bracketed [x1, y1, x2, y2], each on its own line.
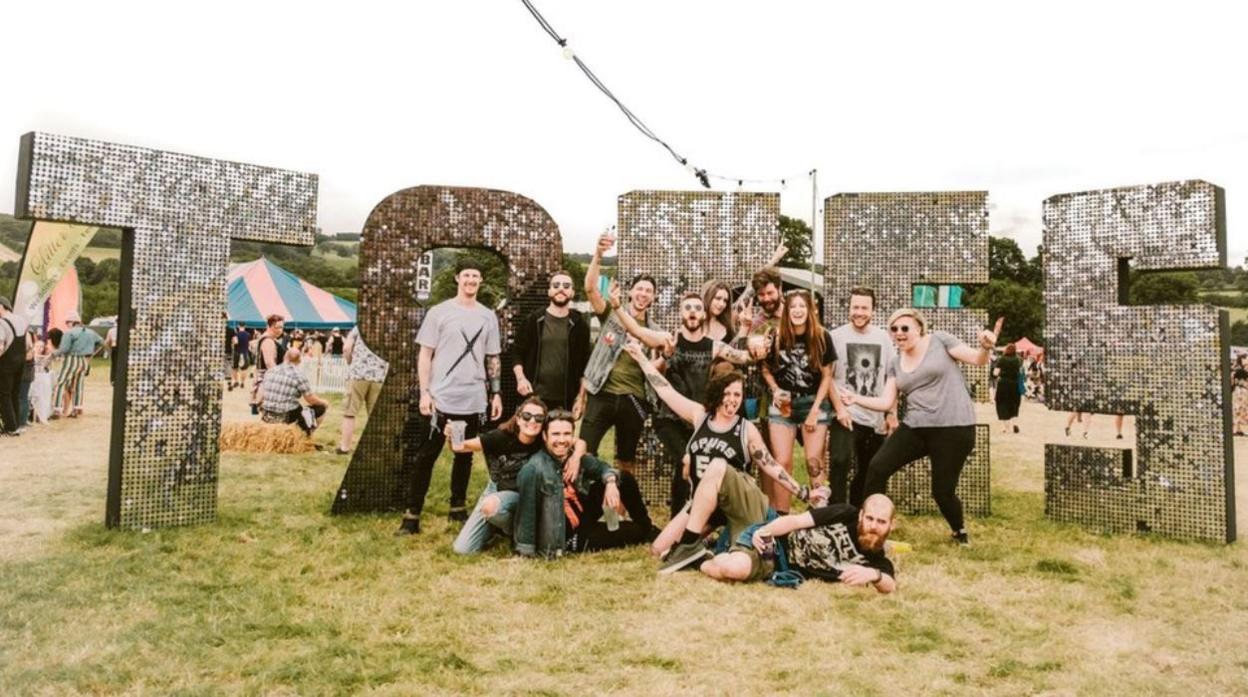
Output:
[1, 1, 1245, 264]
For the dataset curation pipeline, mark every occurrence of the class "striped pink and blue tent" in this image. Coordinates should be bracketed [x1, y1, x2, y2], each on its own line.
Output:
[227, 257, 356, 329]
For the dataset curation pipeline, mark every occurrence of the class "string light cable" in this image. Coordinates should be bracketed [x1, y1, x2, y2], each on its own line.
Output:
[519, 0, 809, 190]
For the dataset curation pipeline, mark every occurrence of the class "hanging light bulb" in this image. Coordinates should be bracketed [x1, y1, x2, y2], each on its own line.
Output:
[562, 46, 575, 60]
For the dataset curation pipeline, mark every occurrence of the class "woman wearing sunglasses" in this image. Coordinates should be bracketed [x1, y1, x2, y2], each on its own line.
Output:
[450, 396, 586, 554]
[839, 309, 1000, 546]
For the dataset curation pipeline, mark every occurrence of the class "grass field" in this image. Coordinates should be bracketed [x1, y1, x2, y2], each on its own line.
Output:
[2, 363, 1247, 695]
[79, 246, 121, 263]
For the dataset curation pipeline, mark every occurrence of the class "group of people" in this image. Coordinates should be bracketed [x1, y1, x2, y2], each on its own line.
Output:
[390, 231, 1002, 591]
[0, 297, 109, 436]
[1232, 352, 1247, 436]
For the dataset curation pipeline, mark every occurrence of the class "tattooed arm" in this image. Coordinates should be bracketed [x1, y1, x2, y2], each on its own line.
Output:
[712, 340, 754, 366]
[623, 340, 705, 425]
[746, 421, 810, 502]
[486, 353, 503, 420]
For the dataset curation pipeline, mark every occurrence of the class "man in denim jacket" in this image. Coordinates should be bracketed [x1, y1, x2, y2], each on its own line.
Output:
[514, 409, 653, 557]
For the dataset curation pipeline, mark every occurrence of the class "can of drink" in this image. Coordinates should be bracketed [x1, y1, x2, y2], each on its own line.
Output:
[449, 420, 467, 449]
[758, 532, 775, 561]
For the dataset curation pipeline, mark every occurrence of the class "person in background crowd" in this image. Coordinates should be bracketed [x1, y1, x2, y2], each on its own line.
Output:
[52, 311, 103, 419]
[842, 309, 1000, 546]
[251, 315, 286, 414]
[105, 321, 118, 385]
[259, 349, 329, 436]
[396, 257, 504, 535]
[19, 327, 37, 430]
[336, 325, 389, 455]
[512, 270, 591, 412]
[28, 334, 55, 424]
[994, 343, 1023, 434]
[330, 328, 344, 357]
[1233, 354, 1248, 437]
[0, 296, 30, 435]
[230, 324, 252, 391]
[1064, 412, 1124, 440]
[827, 286, 896, 507]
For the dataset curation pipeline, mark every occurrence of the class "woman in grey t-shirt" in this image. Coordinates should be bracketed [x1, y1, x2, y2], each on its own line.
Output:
[840, 308, 1000, 545]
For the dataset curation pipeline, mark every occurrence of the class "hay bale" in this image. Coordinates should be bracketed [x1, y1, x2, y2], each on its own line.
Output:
[219, 421, 315, 454]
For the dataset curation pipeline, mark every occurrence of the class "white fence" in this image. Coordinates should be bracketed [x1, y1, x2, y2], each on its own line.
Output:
[301, 355, 349, 394]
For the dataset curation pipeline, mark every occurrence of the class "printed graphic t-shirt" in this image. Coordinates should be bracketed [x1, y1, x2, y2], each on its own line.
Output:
[768, 327, 836, 397]
[479, 429, 544, 492]
[786, 503, 895, 583]
[829, 324, 893, 432]
[416, 299, 501, 414]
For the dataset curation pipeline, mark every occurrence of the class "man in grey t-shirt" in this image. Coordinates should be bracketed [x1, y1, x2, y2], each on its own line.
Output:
[827, 286, 895, 506]
[397, 258, 503, 535]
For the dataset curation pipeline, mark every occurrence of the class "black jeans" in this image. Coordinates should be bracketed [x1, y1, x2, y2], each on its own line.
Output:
[403, 411, 483, 516]
[828, 420, 885, 506]
[864, 424, 976, 533]
[579, 392, 648, 463]
[572, 473, 654, 553]
[654, 417, 693, 516]
[0, 361, 23, 433]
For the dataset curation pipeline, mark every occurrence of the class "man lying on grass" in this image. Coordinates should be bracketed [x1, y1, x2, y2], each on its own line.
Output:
[659, 458, 897, 593]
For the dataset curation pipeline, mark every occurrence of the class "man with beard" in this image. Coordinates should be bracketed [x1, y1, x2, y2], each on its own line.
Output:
[749, 493, 897, 593]
[827, 286, 896, 505]
[735, 266, 785, 428]
[395, 258, 504, 534]
[613, 291, 754, 515]
[512, 270, 591, 411]
[576, 232, 659, 475]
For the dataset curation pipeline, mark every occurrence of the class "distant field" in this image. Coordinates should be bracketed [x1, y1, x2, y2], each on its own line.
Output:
[80, 247, 120, 262]
[0, 242, 18, 263]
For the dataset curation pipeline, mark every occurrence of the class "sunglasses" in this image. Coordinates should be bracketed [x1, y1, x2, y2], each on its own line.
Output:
[681, 303, 703, 312]
[518, 412, 547, 423]
[550, 281, 573, 289]
[889, 325, 914, 334]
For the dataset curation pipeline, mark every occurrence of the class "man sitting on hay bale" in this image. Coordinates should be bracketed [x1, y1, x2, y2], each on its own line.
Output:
[260, 348, 329, 435]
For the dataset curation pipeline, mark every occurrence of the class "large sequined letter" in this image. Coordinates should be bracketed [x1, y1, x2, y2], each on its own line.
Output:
[332, 187, 563, 514]
[15, 132, 317, 529]
[823, 192, 992, 516]
[1043, 181, 1234, 542]
[616, 190, 781, 510]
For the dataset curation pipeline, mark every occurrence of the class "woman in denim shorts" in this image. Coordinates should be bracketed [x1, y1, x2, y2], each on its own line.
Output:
[760, 290, 844, 514]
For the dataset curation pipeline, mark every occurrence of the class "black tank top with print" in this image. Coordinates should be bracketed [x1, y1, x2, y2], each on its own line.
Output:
[684, 412, 751, 493]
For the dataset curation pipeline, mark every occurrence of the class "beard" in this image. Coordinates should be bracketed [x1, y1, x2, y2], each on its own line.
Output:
[760, 298, 780, 317]
[550, 293, 570, 307]
[858, 524, 885, 551]
[682, 316, 703, 332]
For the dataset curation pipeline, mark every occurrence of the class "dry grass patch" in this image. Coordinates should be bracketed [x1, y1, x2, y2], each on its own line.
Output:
[2, 366, 1248, 694]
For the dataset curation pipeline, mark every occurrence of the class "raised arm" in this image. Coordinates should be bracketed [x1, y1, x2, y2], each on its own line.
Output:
[584, 232, 613, 316]
[712, 340, 753, 366]
[623, 340, 705, 425]
[746, 421, 810, 503]
[948, 317, 1002, 367]
[732, 243, 788, 312]
[841, 375, 897, 414]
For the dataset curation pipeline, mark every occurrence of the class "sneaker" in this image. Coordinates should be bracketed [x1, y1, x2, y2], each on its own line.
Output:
[334, 447, 351, 455]
[1012, 425, 1019, 434]
[394, 516, 421, 536]
[658, 541, 711, 575]
[448, 507, 469, 524]
[952, 531, 971, 547]
[1115, 434, 1123, 440]
[1064, 426, 1070, 437]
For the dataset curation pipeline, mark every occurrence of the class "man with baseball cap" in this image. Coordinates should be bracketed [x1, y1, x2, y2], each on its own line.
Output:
[53, 310, 104, 418]
[0, 296, 30, 435]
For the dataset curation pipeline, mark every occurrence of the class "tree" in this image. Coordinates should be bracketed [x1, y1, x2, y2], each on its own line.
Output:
[989, 237, 1041, 287]
[778, 215, 813, 268]
[428, 248, 509, 308]
[560, 254, 587, 297]
[1232, 320, 1248, 346]
[73, 256, 96, 283]
[1128, 271, 1200, 305]
[967, 279, 1044, 344]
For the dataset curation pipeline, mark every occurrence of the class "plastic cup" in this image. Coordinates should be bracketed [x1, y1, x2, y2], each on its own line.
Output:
[449, 420, 467, 449]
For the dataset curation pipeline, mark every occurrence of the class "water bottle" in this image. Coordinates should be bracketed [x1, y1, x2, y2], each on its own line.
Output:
[603, 506, 620, 532]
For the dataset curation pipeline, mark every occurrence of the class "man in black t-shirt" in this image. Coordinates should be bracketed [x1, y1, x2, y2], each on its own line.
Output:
[512, 271, 591, 411]
[751, 494, 897, 593]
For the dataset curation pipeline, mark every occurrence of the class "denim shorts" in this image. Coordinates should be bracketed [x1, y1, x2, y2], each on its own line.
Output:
[768, 394, 831, 427]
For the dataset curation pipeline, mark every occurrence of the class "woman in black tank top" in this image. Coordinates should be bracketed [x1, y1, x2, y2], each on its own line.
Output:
[622, 341, 825, 558]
